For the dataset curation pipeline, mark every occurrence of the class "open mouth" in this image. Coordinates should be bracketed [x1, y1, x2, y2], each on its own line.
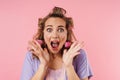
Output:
[51, 41, 59, 49]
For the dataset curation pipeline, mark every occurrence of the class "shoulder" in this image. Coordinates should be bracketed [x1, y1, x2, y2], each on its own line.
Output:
[73, 49, 93, 79]
[23, 51, 40, 70]
[24, 51, 39, 63]
[21, 52, 37, 80]
[77, 49, 87, 60]
[73, 49, 88, 64]
[79, 49, 87, 56]
[25, 51, 33, 60]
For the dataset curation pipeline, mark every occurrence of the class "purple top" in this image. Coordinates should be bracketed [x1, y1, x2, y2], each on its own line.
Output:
[20, 49, 93, 80]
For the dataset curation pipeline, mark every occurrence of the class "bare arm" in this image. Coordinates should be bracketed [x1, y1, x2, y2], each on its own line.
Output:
[31, 64, 47, 80]
[63, 41, 89, 80]
[28, 40, 50, 80]
[65, 65, 80, 80]
[65, 65, 88, 80]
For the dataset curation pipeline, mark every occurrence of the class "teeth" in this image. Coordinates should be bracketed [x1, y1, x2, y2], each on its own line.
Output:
[51, 41, 59, 48]
[52, 43, 58, 47]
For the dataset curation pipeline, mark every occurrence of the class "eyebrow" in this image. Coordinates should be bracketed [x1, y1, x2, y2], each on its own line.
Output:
[45, 25, 65, 28]
[46, 25, 52, 27]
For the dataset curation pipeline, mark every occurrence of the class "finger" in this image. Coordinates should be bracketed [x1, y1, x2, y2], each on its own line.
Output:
[70, 52, 80, 58]
[43, 48, 49, 55]
[43, 48, 49, 58]
[28, 41, 44, 59]
[34, 40, 41, 48]
[69, 45, 82, 55]
[33, 40, 44, 52]
[63, 49, 67, 54]
[27, 46, 31, 51]
[68, 41, 80, 53]
[30, 50, 37, 56]
[30, 40, 44, 53]
[79, 41, 84, 48]
[28, 40, 37, 50]
[69, 41, 78, 49]
[28, 40, 35, 46]
[73, 41, 84, 51]
[27, 41, 35, 51]
[27, 41, 32, 50]
[67, 42, 83, 56]
[31, 40, 41, 49]
[28, 43, 36, 51]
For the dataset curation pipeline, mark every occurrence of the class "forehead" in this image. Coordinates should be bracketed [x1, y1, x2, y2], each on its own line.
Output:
[45, 17, 66, 27]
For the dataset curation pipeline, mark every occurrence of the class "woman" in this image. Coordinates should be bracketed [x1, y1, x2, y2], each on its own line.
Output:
[21, 7, 93, 80]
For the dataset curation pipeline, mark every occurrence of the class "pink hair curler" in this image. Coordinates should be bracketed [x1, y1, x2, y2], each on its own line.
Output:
[37, 40, 44, 45]
[65, 41, 71, 48]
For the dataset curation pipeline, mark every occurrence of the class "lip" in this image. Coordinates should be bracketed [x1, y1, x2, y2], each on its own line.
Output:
[50, 40, 59, 51]
[48, 44, 59, 52]
[52, 47, 58, 50]
[51, 40, 59, 43]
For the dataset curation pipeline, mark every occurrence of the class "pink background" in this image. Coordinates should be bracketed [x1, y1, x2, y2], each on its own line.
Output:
[0, 0, 120, 80]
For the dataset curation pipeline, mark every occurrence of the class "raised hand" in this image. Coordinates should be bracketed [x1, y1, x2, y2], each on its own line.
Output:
[62, 41, 84, 67]
[28, 40, 50, 67]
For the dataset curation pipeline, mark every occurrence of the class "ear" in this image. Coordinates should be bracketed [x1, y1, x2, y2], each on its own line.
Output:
[65, 41, 71, 49]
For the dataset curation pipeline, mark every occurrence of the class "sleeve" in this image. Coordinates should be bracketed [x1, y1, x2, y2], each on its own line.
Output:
[20, 52, 34, 80]
[74, 49, 93, 79]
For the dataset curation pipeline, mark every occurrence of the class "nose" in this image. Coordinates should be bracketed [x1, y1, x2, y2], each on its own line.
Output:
[52, 30, 58, 39]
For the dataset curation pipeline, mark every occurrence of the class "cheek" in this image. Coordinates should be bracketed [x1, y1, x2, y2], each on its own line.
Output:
[44, 33, 51, 43]
[59, 33, 67, 42]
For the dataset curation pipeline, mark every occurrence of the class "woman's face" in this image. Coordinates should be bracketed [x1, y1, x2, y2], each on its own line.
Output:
[43, 17, 67, 54]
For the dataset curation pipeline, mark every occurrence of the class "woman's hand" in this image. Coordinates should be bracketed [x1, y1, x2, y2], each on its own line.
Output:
[28, 40, 50, 67]
[63, 41, 84, 67]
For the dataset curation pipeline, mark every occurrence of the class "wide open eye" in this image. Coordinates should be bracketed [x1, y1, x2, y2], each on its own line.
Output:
[58, 28, 64, 32]
[46, 28, 52, 32]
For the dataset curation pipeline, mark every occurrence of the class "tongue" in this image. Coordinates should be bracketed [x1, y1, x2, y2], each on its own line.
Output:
[52, 43, 58, 48]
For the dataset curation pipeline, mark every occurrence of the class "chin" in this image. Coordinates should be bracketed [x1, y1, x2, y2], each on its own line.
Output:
[50, 49, 60, 54]
[47, 43, 63, 54]
[48, 48, 61, 54]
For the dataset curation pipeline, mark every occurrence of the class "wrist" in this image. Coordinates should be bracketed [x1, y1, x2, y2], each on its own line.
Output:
[65, 65, 74, 71]
[39, 64, 48, 71]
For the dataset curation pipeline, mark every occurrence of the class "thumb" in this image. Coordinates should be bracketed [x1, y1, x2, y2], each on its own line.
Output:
[44, 48, 48, 53]
[43, 48, 49, 59]
[43, 48, 49, 55]
[63, 49, 67, 54]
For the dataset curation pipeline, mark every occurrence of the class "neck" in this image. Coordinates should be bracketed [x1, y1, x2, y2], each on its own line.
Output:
[49, 52, 63, 70]
[49, 49, 63, 59]
[52, 53, 62, 58]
